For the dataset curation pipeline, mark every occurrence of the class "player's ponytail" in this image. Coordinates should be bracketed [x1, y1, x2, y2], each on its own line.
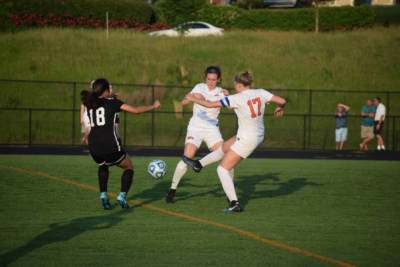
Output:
[234, 71, 253, 88]
[80, 78, 110, 109]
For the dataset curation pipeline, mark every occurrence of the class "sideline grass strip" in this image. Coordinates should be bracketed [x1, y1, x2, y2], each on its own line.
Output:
[0, 165, 357, 267]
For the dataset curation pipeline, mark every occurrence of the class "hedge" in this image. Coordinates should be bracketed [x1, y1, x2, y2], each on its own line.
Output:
[2, 0, 155, 24]
[372, 5, 400, 25]
[196, 4, 375, 31]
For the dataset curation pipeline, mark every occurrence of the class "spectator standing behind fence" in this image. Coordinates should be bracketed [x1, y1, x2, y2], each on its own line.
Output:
[359, 99, 376, 151]
[335, 103, 350, 151]
[373, 97, 386, 151]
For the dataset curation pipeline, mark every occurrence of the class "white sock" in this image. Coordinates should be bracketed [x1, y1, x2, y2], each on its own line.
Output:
[171, 160, 187, 190]
[217, 166, 238, 202]
[229, 168, 234, 182]
[377, 145, 381, 150]
[200, 146, 225, 167]
[381, 145, 385, 150]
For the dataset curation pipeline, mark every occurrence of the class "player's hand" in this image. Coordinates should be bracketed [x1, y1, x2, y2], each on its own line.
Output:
[274, 107, 284, 117]
[81, 119, 84, 125]
[153, 100, 161, 109]
[221, 89, 229, 96]
[184, 93, 195, 103]
[376, 124, 380, 130]
[369, 114, 374, 118]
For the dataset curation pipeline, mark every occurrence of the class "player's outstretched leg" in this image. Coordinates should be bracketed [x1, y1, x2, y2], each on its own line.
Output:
[166, 160, 187, 203]
[182, 155, 202, 172]
[98, 165, 112, 210]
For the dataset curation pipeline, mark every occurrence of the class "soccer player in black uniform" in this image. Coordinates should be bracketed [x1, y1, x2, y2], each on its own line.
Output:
[81, 78, 161, 210]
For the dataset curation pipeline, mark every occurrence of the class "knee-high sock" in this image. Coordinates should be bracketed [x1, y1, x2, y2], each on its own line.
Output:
[200, 146, 225, 167]
[121, 169, 134, 193]
[98, 165, 109, 193]
[229, 168, 234, 182]
[217, 165, 238, 202]
[171, 160, 187, 190]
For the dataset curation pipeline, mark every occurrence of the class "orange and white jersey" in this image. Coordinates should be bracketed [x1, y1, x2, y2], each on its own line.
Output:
[220, 89, 274, 139]
[189, 83, 225, 128]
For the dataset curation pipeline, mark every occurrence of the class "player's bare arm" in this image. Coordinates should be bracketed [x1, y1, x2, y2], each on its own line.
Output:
[185, 93, 222, 108]
[270, 96, 286, 117]
[182, 93, 204, 106]
[121, 100, 161, 114]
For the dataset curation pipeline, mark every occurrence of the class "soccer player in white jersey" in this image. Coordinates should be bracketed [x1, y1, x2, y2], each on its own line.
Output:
[183, 71, 286, 212]
[166, 66, 229, 203]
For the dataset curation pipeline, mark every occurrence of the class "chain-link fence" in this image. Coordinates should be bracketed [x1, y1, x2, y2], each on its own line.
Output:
[1, 79, 399, 151]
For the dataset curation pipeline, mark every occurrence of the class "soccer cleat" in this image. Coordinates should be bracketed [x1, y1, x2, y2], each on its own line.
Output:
[223, 200, 243, 213]
[116, 195, 130, 209]
[182, 155, 202, 173]
[101, 198, 112, 210]
[165, 189, 176, 203]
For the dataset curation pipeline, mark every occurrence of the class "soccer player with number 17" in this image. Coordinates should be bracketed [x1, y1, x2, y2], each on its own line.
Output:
[184, 72, 286, 212]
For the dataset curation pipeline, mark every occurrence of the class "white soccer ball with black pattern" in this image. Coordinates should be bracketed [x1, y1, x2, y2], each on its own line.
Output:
[147, 159, 167, 179]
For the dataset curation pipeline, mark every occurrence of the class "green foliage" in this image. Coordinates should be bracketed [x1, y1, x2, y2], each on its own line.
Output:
[6, 0, 155, 23]
[219, 5, 375, 30]
[0, 1, 14, 31]
[154, 0, 205, 26]
[195, 4, 375, 30]
[196, 4, 245, 28]
[373, 5, 400, 25]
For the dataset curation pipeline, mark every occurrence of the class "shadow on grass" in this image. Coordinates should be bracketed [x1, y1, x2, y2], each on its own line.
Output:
[237, 174, 323, 208]
[0, 208, 132, 266]
[128, 179, 209, 206]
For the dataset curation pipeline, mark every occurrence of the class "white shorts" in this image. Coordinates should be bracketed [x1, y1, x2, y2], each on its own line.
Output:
[230, 135, 264, 159]
[335, 128, 348, 142]
[185, 125, 223, 149]
[81, 114, 90, 133]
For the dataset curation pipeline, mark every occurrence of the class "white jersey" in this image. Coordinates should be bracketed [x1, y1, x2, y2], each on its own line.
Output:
[220, 89, 274, 139]
[188, 83, 225, 128]
[374, 103, 386, 121]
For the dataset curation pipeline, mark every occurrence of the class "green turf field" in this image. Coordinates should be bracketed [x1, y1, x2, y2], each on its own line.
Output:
[0, 154, 399, 267]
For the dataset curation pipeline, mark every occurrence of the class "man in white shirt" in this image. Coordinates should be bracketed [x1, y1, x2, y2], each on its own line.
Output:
[373, 97, 386, 151]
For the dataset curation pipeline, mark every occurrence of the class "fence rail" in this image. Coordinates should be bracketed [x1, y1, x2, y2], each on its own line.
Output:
[1, 79, 399, 151]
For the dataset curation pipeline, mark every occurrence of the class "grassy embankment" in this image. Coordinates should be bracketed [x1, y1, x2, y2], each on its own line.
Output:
[0, 27, 399, 149]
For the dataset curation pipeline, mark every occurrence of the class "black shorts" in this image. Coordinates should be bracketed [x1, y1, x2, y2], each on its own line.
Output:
[116, 113, 120, 124]
[90, 149, 126, 166]
[373, 121, 384, 135]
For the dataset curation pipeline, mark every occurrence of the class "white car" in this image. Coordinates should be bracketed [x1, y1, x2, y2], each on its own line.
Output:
[149, 21, 224, 37]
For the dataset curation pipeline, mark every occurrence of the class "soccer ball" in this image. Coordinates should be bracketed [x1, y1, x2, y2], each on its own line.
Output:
[147, 159, 167, 179]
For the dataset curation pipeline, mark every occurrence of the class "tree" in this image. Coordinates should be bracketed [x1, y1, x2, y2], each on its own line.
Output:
[155, 0, 205, 25]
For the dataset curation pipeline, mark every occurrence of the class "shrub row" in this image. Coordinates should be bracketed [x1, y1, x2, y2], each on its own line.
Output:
[2, 0, 155, 24]
[10, 13, 168, 31]
[197, 4, 375, 31]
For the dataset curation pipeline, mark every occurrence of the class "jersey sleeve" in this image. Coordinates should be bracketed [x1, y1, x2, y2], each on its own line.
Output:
[219, 94, 240, 109]
[262, 90, 274, 102]
[190, 84, 203, 94]
[111, 98, 124, 112]
[361, 106, 368, 113]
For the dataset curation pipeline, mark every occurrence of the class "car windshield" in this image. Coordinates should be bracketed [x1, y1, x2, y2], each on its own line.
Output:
[175, 23, 209, 30]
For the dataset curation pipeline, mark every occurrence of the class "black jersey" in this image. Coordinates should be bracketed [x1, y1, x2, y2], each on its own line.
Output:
[87, 98, 124, 155]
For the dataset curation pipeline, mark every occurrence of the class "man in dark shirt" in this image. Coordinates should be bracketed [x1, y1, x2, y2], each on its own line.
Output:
[335, 103, 350, 151]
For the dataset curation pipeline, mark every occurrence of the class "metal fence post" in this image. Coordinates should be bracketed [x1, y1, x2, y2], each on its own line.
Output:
[308, 90, 312, 150]
[72, 82, 76, 145]
[303, 114, 306, 151]
[386, 92, 390, 147]
[393, 116, 396, 151]
[151, 85, 155, 147]
[29, 109, 32, 146]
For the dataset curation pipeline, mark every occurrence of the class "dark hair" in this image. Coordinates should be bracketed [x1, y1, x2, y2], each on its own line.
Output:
[205, 66, 221, 79]
[374, 96, 381, 103]
[81, 78, 110, 109]
[234, 71, 253, 87]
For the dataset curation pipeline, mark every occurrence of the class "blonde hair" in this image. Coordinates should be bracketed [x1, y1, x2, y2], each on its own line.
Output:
[234, 71, 253, 87]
